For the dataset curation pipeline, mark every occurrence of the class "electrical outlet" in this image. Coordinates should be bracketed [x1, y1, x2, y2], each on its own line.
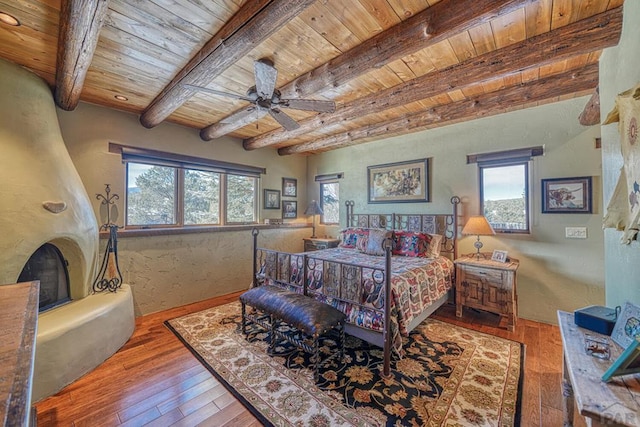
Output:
[565, 227, 587, 239]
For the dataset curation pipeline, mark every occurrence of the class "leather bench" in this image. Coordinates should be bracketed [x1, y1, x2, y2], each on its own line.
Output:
[239, 285, 346, 382]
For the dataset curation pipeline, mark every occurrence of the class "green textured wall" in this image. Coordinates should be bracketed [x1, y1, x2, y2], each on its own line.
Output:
[309, 98, 605, 325]
[600, 0, 640, 308]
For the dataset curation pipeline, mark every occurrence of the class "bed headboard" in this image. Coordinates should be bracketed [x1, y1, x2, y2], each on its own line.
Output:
[344, 196, 460, 260]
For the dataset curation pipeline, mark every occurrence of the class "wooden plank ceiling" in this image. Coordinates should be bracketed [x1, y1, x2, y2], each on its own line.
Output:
[0, 0, 624, 155]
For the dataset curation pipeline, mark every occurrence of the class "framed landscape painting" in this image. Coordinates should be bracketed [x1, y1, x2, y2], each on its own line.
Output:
[368, 158, 429, 203]
[541, 176, 592, 213]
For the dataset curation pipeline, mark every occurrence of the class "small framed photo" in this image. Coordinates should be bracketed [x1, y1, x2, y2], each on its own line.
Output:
[491, 249, 508, 263]
[264, 189, 280, 209]
[282, 200, 297, 219]
[602, 338, 640, 382]
[611, 302, 640, 348]
[541, 176, 592, 213]
[282, 177, 297, 197]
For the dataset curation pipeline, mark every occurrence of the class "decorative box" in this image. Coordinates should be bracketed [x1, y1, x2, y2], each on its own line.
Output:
[574, 305, 618, 335]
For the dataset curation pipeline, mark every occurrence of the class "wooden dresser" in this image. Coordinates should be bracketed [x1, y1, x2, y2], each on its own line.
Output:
[0, 281, 39, 427]
[454, 253, 519, 331]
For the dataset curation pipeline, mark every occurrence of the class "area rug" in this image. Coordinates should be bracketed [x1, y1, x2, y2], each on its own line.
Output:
[166, 301, 523, 426]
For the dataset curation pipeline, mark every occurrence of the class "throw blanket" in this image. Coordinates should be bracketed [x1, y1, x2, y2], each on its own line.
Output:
[265, 247, 453, 356]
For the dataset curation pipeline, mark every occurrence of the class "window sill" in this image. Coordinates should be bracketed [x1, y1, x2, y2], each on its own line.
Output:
[99, 223, 310, 239]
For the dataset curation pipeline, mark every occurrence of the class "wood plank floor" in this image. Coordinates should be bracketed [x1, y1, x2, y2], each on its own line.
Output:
[35, 292, 586, 426]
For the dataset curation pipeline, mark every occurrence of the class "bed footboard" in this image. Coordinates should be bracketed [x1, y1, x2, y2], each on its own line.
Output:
[251, 229, 394, 377]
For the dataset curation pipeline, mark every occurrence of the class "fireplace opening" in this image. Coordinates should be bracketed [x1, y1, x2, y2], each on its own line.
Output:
[18, 243, 71, 312]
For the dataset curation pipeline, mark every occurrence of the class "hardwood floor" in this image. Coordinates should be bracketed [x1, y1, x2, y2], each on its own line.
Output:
[35, 292, 584, 426]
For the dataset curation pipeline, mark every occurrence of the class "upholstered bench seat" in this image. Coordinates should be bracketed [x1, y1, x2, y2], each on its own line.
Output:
[240, 285, 346, 381]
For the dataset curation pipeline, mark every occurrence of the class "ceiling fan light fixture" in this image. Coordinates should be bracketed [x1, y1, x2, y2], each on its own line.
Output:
[0, 12, 20, 26]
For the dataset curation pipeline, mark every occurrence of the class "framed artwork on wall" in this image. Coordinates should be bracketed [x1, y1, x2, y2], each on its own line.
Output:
[367, 158, 429, 203]
[282, 177, 297, 197]
[541, 176, 592, 213]
[282, 200, 297, 218]
[264, 189, 280, 209]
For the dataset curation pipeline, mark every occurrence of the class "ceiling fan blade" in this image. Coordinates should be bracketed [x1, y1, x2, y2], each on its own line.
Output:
[254, 58, 278, 99]
[184, 84, 251, 102]
[269, 108, 300, 131]
[280, 98, 336, 113]
[220, 105, 266, 124]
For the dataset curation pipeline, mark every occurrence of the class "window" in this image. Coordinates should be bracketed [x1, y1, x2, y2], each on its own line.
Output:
[320, 181, 339, 224]
[114, 144, 264, 228]
[480, 161, 529, 233]
[469, 146, 541, 234]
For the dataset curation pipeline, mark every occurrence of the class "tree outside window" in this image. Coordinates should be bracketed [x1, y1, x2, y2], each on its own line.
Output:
[480, 162, 529, 233]
[126, 162, 257, 227]
[320, 182, 339, 224]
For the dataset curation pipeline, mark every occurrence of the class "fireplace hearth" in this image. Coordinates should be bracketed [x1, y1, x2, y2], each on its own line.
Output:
[18, 243, 70, 312]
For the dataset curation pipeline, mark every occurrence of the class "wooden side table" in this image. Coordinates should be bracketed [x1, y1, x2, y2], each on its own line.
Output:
[558, 310, 640, 426]
[303, 237, 340, 252]
[454, 253, 519, 331]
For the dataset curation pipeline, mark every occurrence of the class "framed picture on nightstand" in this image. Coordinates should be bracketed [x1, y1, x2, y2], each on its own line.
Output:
[492, 250, 508, 263]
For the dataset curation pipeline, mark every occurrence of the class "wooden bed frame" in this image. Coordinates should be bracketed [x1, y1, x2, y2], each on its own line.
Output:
[251, 196, 460, 377]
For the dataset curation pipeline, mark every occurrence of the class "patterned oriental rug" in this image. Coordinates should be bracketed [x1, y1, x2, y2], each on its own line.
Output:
[166, 302, 523, 426]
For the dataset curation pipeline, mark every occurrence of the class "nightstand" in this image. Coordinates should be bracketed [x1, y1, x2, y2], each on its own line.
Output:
[454, 253, 519, 331]
[303, 237, 340, 252]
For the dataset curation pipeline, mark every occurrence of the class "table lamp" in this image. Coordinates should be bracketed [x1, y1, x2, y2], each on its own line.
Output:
[304, 200, 324, 238]
[461, 215, 495, 259]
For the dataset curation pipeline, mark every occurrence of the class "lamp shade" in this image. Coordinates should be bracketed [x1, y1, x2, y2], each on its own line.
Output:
[304, 200, 324, 215]
[462, 215, 495, 236]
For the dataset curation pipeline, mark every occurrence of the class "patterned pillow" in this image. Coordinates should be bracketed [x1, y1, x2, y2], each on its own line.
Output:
[392, 231, 432, 257]
[338, 228, 369, 249]
[362, 228, 391, 256]
[426, 233, 443, 258]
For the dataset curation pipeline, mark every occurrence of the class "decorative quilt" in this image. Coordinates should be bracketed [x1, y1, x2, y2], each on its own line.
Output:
[264, 247, 454, 356]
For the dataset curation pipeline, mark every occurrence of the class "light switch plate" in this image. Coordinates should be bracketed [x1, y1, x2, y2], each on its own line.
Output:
[565, 227, 587, 239]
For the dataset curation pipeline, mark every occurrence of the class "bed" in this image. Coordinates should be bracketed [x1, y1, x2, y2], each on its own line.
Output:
[250, 196, 460, 376]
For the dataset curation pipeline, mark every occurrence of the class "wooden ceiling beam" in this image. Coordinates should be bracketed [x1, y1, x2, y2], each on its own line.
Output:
[200, 0, 533, 140]
[139, 0, 316, 129]
[579, 86, 601, 125]
[245, 7, 622, 150]
[278, 63, 599, 155]
[55, 0, 110, 111]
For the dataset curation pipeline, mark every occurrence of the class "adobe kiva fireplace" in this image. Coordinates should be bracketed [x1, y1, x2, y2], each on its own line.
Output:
[0, 58, 135, 402]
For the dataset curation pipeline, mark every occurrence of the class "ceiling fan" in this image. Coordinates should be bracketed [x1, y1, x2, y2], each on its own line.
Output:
[185, 58, 335, 132]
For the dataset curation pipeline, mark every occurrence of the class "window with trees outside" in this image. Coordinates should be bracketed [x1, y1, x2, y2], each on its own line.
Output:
[114, 144, 264, 229]
[480, 161, 529, 233]
[320, 181, 339, 224]
[126, 162, 258, 227]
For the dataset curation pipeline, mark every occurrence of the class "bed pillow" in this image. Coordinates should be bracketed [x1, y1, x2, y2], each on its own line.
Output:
[362, 228, 391, 256]
[392, 231, 431, 257]
[426, 233, 443, 258]
[338, 227, 369, 249]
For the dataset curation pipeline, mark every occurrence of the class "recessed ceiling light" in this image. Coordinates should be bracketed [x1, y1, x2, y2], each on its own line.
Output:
[114, 95, 128, 101]
[0, 12, 20, 26]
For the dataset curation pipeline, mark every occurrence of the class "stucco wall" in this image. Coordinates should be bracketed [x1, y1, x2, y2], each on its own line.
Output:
[56, 103, 311, 316]
[309, 98, 604, 325]
[600, 0, 640, 308]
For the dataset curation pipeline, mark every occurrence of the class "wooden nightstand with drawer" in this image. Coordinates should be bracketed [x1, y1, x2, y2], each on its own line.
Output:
[303, 237, 340, 252]
[454, 253, 519, 331]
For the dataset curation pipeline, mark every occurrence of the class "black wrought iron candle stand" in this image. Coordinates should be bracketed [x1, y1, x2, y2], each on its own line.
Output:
[92, 184, 123, 293]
